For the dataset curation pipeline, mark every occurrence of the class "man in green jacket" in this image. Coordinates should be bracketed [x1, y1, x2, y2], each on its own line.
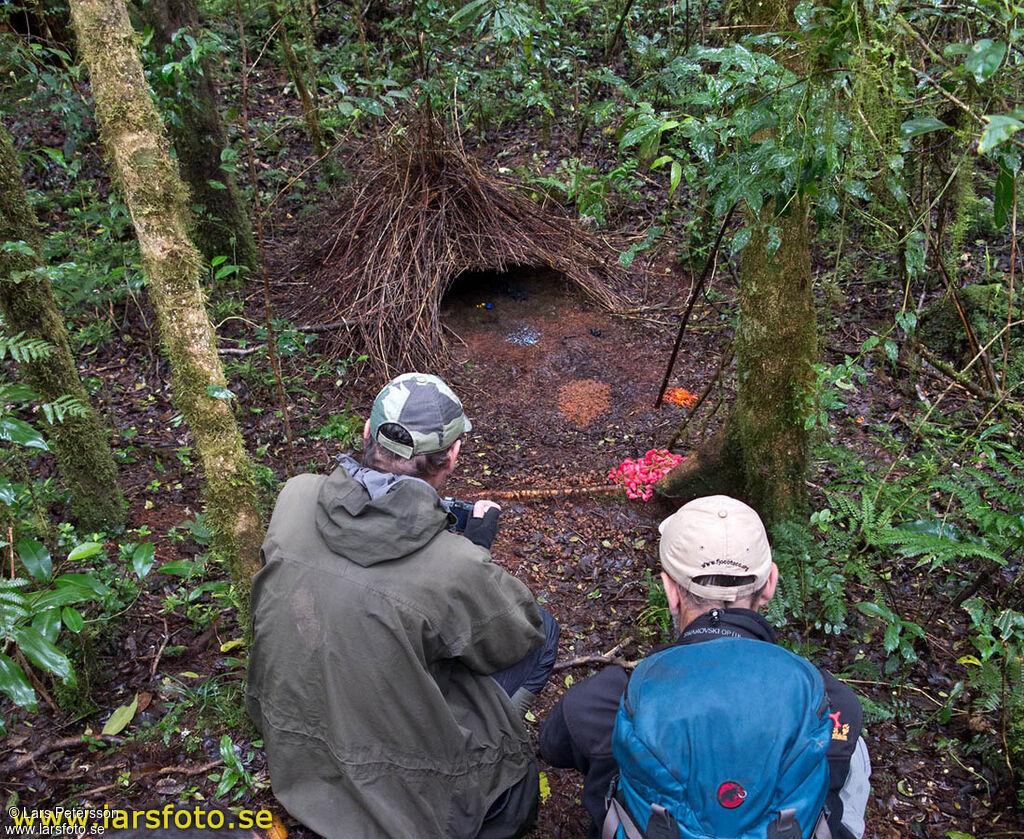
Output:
[246, 373, 558, 839]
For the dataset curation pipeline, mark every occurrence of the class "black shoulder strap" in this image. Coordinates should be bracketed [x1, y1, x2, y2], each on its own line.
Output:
[767, 808, 833, 839]
[601, 788, 681, 839]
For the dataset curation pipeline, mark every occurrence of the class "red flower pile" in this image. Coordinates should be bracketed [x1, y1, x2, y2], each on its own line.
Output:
[664, 387, 698, 408]
[608, 449, 684, 501]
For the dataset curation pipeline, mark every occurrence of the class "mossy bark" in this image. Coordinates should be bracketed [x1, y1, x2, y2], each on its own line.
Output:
[139, 0, 260, 273]
[0, 126, 125, 532]
[656, 202, 817, 526]
[731, 200, 817, 525]
[67, 0, 264, 601]
[654, 429, 747, 503]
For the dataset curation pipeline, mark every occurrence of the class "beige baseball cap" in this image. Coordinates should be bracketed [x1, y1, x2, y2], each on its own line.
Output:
[658, 495, 772, 601]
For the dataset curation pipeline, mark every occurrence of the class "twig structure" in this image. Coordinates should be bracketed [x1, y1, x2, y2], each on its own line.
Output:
[286, 120, 629, 376]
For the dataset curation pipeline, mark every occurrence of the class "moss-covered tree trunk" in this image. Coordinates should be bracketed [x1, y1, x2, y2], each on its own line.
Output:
[659, 0, 817, 527]
[729, 0, 817, 525]
[67, 0, 264, 599]
[731, 201, 816, 523]
[139, 0, 260, 273]
[0, 125, 125, 532]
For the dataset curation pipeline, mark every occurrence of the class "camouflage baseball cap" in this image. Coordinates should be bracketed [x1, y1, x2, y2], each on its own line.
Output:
[369, 373, 472, 458]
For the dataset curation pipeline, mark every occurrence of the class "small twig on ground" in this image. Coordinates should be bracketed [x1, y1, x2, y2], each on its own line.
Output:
[150, 617, 170, 679]
[79, 759, 225, 799]
[554, 637, 637, 672]
[1, 734, 122, 774]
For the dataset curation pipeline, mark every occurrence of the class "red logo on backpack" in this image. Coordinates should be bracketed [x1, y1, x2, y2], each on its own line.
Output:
[717, 781, 746, 808]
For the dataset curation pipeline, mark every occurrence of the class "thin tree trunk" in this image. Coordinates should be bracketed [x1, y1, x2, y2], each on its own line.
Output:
[0, 125, 125, 532]
[139, 0, 260, 273]
[272, 1, 327, 156]
[67, 0, 264, 600]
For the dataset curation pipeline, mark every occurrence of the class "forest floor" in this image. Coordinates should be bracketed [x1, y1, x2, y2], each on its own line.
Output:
[3, 251, 1020, 838]
[1, 111, 1021, 837]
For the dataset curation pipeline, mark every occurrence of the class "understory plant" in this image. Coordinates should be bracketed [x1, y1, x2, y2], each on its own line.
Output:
[775, 404, 1024, 793]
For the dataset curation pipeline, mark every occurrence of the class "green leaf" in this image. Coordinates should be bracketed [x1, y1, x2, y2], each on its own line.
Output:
[16, 538, 52, 582]
[157, 559, 204, 577]
[978, 114, 1024, 154]
[619, 249, 635, 268]
[994, 162, 1015, 228]
[0, 417, 48, 451]
[730, 226, 752, 255]
[669, 160, 682, 200]
[883, 621, 901, 653]
[899, 118, 951, 138]
[102, 693, 139, 736]
[30, 586, 94, 612]
[14, 626, 75, 685]
[62, 606, 85, 633]
[54, 572, 109, 596]
[964, 39, 1005, 84]
[67, 541, 104, 562]
[856, 601, 893, 621]
[205, 384, 235, 400]
[131, 542, 156, 579]
[32, 608, 61, 643]
[1, 240, 38, 257]
[449, 0, 490, 26]
[2, 383, 39, 402]
[0, 475, 14, 505]
[0, 653, 37, 711]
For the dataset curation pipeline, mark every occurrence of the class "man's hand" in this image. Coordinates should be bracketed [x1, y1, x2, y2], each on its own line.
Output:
[472, 500, 501, 518]
[465, 501, 501, 549]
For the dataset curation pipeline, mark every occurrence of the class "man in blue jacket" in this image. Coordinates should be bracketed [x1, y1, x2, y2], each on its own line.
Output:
[539, 495, 870, 839]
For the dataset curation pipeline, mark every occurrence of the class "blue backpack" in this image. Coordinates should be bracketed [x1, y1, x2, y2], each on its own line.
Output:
[604, 637, 833, 839]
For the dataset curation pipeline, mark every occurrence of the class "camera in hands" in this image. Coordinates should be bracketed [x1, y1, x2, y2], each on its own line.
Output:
[441, 497, 475, 532]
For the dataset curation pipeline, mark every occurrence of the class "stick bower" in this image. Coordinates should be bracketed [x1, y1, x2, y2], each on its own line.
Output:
[285, 131, 630, 376]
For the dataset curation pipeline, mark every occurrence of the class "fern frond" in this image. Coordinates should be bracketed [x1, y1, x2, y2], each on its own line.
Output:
[39, 396, 88, 424]
[0, 332, 55, 364]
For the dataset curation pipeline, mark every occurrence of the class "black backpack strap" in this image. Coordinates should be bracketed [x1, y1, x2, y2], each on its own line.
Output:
[645, 804, 681, 839]
[601, 779, 681, 839]
[601, 795, 645, 839]
[767, 809, 803, 839]
[766, 808, 833, 839]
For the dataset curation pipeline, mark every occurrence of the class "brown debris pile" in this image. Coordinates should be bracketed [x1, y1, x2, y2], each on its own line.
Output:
[286, 124, 630, 377]
[557, 379, 611, 427]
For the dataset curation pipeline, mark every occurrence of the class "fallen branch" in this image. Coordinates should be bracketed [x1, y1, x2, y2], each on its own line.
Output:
[79, 759, 225, 799]
[485, 484, 620, 501]
[553, 638, 637, 672]
[1, 734, 122, 774]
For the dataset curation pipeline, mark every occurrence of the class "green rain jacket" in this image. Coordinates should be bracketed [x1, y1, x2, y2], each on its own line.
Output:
[246, 458, 546, 839]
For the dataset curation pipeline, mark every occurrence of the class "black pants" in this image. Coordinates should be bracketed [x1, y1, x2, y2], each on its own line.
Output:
[491, 607, 560, 697]
[478, 608, 559, 839]
[477, 759, 541, 839]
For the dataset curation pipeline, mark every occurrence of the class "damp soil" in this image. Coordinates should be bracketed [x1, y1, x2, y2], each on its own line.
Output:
[0, 263, 1019, 839]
